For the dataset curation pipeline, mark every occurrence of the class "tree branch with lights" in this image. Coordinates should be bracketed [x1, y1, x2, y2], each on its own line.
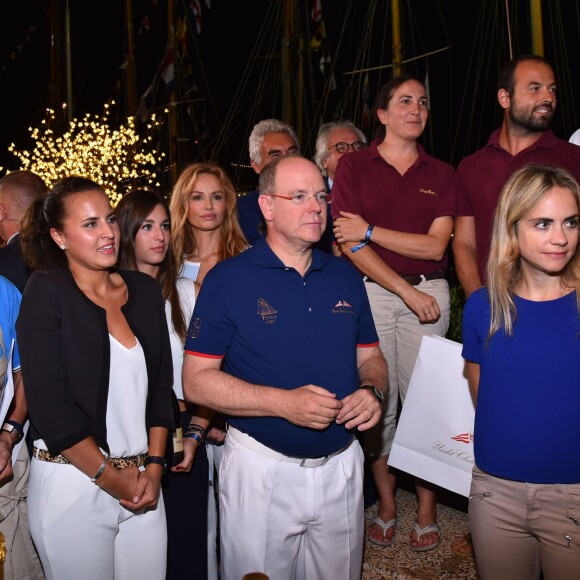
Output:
[4, 102, 166, 206]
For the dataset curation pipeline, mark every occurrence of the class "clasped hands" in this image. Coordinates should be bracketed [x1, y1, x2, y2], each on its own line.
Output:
[282, 385, 381, 432]
[97, 462, 162, 513]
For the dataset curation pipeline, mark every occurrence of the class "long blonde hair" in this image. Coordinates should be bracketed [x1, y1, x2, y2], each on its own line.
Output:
[486, 164, 580, 338]
[169, 162, 248, 266]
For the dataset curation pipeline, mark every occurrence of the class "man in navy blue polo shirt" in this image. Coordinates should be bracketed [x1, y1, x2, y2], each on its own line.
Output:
[183, 155, 387, 580]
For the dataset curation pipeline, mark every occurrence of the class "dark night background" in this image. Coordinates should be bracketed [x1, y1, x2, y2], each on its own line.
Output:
[1, 1, 579, 193]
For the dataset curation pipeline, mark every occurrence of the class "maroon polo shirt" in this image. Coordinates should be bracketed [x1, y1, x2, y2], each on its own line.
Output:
[456, 129, 580, 282]
[331, 139, 456, 276]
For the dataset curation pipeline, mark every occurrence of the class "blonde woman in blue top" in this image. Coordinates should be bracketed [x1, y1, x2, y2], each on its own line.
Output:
[462, 164, 580, 579]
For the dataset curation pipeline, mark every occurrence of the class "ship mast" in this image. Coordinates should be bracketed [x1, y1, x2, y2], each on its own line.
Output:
[125, 0, 138, 115]
[530, 0, 544, 55]
[391, 0, 403, 77]
[282, 0, 296, 129]
[167, 0, 178, 183]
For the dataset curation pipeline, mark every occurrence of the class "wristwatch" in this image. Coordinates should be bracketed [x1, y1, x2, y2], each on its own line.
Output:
[359, 384, 384, 404]
[144, 455, 167, 473]
[1, 420, 24, 444]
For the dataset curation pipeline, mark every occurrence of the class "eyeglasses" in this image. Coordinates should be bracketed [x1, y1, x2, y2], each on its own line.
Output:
[268, 192, 333, 205]
[328, 141, 366, 153]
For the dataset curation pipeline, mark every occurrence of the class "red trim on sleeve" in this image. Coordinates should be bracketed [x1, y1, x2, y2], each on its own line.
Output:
[357, 341, 380, 348]
[184, 350, 225, 359]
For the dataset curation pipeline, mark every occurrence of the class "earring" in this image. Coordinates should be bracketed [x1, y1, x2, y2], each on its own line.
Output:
[60, 244, 67, 251]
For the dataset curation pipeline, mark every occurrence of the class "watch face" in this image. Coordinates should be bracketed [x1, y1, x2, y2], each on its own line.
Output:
[2, 423, 23, 443]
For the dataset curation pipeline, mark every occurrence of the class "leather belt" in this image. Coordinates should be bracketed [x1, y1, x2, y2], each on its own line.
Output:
[228, 426, 354, 468]
[365, 270, 446, 287]
[33, 447, 147, 469]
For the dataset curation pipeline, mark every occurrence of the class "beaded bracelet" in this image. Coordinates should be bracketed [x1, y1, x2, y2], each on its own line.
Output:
[185, 423, 207, 437]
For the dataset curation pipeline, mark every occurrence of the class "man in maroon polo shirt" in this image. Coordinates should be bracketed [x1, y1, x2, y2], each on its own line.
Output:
[453, 54, 580, 297]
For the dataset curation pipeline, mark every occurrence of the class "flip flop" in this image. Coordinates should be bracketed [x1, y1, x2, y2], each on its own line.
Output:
[367, 516, 397, 547]
[409, 522, 441, 552]
[451, 532, 473, 557]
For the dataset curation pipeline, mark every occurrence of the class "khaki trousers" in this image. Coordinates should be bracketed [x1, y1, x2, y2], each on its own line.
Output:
[363, 278, 450, 457]
[0, 443, 44, 580]
[469, 465, 580, 579]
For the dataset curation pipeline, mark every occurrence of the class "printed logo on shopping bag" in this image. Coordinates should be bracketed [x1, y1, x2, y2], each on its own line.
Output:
[451, 432, 474, 444]
[432, 434, 475, 466]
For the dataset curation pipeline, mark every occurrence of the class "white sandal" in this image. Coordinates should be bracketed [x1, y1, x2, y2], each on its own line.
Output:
[367, 516, 397, 547]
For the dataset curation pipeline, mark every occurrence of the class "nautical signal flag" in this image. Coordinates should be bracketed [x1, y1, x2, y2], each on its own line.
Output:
[189, 0, 202, 35]
[312, 0, 322, 22]
[310, 19, 326, 49]
[161, 49, 175, 86]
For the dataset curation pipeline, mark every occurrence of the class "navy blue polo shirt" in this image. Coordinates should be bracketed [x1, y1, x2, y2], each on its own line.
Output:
[185, 240, 379, 457]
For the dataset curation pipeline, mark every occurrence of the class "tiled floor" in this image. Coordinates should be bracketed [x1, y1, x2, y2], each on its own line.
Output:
[362, 489, 479, 579]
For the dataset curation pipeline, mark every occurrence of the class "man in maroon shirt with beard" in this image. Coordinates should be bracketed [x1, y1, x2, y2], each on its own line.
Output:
[451, 53, 580, 558]
[453, 54, 580, 298]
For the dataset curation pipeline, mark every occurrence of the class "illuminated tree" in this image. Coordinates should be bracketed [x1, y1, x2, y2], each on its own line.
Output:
[5, 103, 166, 206]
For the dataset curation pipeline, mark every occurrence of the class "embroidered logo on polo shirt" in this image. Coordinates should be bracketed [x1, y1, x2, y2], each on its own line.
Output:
[188, 317, 201, 339]
[419, 188, 436, 196]
[257, 297, 277, 324]
[332, 300, 354, 314]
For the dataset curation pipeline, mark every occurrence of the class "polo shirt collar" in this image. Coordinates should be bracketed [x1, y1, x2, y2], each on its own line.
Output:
[368, 138, 428, 166]
[250, 238, 331, 273]
[487, 128, 558, 153]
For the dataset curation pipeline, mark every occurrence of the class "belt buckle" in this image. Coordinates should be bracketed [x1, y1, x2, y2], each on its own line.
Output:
[300, 455, 329, 468]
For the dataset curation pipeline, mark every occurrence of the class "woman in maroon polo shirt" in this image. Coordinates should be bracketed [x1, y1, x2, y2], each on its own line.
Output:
[332, 75, 457, 552]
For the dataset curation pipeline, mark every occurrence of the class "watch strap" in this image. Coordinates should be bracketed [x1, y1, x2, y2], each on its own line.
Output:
[144, 455, 167, 473]
[2, 420, 24, 443]
[359, 384, 384, 403]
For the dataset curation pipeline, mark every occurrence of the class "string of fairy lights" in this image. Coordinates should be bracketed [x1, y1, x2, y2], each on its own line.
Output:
[5, 102, 166, 206]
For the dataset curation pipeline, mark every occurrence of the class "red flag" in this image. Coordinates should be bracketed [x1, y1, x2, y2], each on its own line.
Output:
[311, 0, 322, 22]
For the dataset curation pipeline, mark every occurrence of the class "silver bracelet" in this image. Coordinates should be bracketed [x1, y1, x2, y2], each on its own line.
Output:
[90, 458, 108, 483]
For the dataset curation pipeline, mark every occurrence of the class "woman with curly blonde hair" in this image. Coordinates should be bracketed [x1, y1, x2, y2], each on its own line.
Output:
[169, 162, 248, 284]
[462, 164, 580, 579]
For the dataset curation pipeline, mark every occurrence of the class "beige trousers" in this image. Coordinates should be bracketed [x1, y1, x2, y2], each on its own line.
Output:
[363, 278, 450, 457]
[0, 443, 44, 580]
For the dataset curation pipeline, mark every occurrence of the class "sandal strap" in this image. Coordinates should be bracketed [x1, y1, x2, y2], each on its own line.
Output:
[413, 522, 441, 540]
[372, 516, 397, 536]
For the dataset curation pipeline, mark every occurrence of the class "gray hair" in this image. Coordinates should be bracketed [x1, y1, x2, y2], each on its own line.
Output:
[313, 120, 366, 177]
[248, 119, 299, 166]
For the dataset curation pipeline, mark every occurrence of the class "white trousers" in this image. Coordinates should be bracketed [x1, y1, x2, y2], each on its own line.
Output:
[28, 458, 167, 580]
[219, 428, 365, 580]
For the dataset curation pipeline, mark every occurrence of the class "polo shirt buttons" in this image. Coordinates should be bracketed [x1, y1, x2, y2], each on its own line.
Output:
[308, 307, 312, 312]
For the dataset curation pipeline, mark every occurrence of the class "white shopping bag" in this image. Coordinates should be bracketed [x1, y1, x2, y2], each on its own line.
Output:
[388, 335, 475, 497]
